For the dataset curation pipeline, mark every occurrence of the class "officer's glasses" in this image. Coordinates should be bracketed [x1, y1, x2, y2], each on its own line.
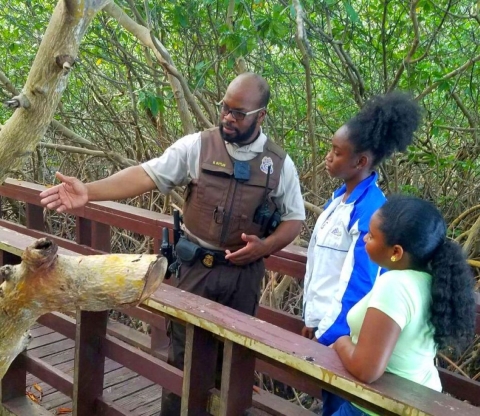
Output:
[218, 101, 265, 121]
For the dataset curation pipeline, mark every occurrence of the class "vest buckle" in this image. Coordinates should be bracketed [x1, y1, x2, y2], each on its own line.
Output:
[213, 206, 225, 224]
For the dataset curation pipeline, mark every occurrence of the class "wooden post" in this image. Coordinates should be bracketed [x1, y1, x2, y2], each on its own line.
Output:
[181, 324, 217, 416]
[0, 249, 20, 269]
[150, 322, 170, 357]
[72, 309, 108, 416]
[91, 221, 110, 252]
[1, 352, 26, 404]
[73, 218, 110, 415]
[25, 203, 44, 231]
[76, 217, 92, 247]
[219, 340, 256, 416]
[0, 249, 24, 405]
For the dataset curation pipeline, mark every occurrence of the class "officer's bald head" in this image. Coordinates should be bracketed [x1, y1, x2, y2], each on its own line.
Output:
[228, 73, 270, 108]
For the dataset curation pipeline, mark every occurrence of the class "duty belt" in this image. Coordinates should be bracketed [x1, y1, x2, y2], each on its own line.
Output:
[175, 236, 230, 268]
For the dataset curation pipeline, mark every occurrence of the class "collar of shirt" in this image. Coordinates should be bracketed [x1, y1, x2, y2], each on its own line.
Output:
[331, 171, 379, 204]
[224, 129, 267, 161]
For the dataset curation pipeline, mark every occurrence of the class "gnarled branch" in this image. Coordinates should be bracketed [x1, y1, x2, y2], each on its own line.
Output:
[0, 237, 167, 380]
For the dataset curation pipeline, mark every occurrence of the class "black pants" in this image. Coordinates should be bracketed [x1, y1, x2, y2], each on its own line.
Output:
[159, 258, 265, 416]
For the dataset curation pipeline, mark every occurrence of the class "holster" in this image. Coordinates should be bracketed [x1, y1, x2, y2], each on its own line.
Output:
[175, 236, 201, 266]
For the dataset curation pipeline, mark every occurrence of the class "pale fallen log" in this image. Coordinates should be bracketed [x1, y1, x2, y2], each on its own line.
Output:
[0, 238, 167, 379]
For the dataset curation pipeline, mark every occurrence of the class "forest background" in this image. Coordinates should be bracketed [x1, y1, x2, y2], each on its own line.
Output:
[0, 0, 479, 402]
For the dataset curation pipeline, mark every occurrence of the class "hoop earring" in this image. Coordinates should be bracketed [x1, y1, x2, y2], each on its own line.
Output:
[390, 256, 397, 262]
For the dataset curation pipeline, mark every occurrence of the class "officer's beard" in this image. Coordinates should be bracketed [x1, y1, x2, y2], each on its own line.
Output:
[219, 116, 259, 145]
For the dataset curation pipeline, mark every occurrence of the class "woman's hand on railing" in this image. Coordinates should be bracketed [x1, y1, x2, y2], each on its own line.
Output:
[40, 172, 88, 213]
[301, 325, 316, 340]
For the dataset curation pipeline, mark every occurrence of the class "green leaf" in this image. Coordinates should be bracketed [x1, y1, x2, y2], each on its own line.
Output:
[343, 1, 359, 23]
[138, 92, 165, 117]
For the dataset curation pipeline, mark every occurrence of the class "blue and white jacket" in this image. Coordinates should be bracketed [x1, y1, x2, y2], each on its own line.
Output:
[303, 172, 385, 346]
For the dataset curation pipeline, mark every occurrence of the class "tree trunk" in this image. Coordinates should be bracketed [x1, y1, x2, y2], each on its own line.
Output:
[0, 0, 111, 182]
[0, 237, 167, 380]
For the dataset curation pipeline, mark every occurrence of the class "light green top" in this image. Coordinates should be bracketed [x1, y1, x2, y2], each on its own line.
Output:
[347, 269, 441, 415]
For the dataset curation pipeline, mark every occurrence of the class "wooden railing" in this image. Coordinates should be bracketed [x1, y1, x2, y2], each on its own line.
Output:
[0, 178, 479, 416]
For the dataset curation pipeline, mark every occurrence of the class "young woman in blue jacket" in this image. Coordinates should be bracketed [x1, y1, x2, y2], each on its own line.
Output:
[302, 92, 421, 415]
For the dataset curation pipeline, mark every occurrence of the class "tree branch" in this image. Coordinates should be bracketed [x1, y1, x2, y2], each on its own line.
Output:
[103, 2, 213, 133]
[417, 54, 480, 100]
[0, 0, 110, 182]
[388, 0, 420, 92]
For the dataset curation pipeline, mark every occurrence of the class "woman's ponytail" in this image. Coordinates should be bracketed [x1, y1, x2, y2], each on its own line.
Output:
[429, 239, 476, 351]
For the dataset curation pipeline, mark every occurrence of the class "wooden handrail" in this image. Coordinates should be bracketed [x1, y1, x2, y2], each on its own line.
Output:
[1, 179, 479, 416]
[0, 226, 478, 415]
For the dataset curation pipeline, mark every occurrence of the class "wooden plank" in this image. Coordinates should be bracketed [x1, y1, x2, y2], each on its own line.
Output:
[125, 395, 161, 416]
[100, 333, 183, 396]
[113, 384, 162, 413]
[28, 339, 75, 362]
[438, 367, 480, 406]
[252, 388, 316, 416]
[84, 208, 163, 240]
[39, 348, 74, 367]
[1, 397, 53, 416]
[95, 396, 132, 416]
[257, 306, 303, 334]
[0, 226, 77, 257]
[271, 244, 308, 263]
[0, 219, 103, 255]
[103, 367, 138, 389]
[143, 285, 480, 416]
[27, 332, 66, 350]
[103, 375, 153, 401]
[209, 388, 313, 416]
[264, 256, 305, 280]
[181, 325, 217, 416]
[255, 359, 320, 399]
[118, 306, 166, 330]
[37, 312, 77, 340]
[219, 340, 255, 416]
[106, 321, 153, 355]
[29, 325, 55, 338]
[41, 390, 72, 411]
[26, 359, 75, 396]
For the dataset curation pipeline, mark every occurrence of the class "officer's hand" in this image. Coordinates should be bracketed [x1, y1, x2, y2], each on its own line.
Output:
[40, 172, 88, 213]
[224, 233, 269, 266]
[301, 326, 316, 340]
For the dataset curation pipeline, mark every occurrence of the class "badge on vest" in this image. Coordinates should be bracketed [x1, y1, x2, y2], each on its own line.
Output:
[260, 157, 274, 174]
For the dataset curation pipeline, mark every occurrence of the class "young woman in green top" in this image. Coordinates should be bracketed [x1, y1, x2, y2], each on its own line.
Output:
[332, 195, 476, 416]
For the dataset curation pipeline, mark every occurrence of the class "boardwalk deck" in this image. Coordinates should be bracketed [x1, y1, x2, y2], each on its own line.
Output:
[26, 323, 163, 416]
